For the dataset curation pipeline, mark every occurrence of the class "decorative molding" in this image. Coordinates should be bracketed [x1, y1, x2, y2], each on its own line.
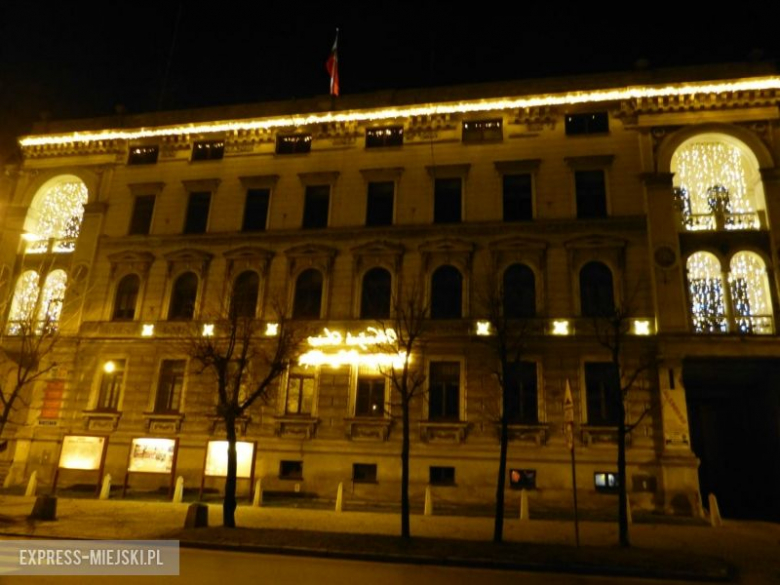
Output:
[344, 417, 392, 441]
[419, 421, 469, 443]
[273, 416, 318, 439]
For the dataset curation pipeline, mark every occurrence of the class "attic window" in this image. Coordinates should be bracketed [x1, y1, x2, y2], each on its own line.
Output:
[276, 134, 312, 154]
[565, 112, 609, 135]
[462, 119, 503, 142]
[192, 140, 225, 161]
[366, 127, 403, 148]
[128, 145, 159, 165]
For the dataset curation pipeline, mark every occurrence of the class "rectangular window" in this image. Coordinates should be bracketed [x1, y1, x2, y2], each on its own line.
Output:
[462, 119, 502, 142]
[429, 466, 455, 486]
[302, 185, 330, 229]
[96, 360, 126, 411]
[584, 362, 621, 426]
[276, 134, 312, 154]
[505, 361, 538, 424]
[434, 178, 462, 224]
[184, 191, 211, 234]
[242, 188, 270, 232]
[509, 469, 537, 490]
[129, 195, 156, 235]
[503, 174, 533, 221]
[355, 375, 385, 417]
[575, 170, 607, 218]
[279, 460, 303, 480]
[286, 373, 315, 415]
[366, 181, 394, 227]
[154, 359, 186, 413]
[191, 140, 224, 161]
[428, 361, 460, 421]
[365, 126, 403, 148]
[128, 145, 159, 165]
[565, 112, 609, 135]
[594, 471, 619, 493]
[352, 463, 377, 483]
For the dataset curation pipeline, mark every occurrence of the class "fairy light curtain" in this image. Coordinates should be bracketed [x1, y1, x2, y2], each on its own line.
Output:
[686, 252, 728, 333]
[25, 179, 88, 253]
[729, 252, 773, 334]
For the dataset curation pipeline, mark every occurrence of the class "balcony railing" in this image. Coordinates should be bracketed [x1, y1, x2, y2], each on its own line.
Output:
[25, 237, 77, 254]
[694, 314, 774, 335]
[678, 211, 762, 232]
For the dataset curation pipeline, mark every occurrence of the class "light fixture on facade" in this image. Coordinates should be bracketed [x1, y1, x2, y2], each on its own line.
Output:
[141, 323, 154, 337]
[476, 321, 491, 336]
[202, 323, 215, 337]
[103, 361, 116, 374]
[552, 320, 571, 336]
[265, 322, 279, 336]
[632, 320, 652, 335]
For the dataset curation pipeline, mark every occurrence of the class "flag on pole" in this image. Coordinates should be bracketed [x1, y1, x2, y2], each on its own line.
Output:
[564, 379, 574, 451]
[326, 29, 339, 97]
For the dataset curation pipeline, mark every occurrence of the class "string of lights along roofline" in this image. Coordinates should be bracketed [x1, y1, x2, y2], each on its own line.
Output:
[19, 77, 780, 148]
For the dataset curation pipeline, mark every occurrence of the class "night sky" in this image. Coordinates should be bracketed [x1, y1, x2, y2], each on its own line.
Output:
[1, 2, 778, 160]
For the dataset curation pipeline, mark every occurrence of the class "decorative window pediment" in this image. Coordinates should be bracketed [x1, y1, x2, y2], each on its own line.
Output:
[223, 246, 274, 279]
[108, 251, 155, 279]
[489, 236, 547, 273]
[163, 249, 213, 278]
[419, 238, 475, 273]
[351, 240, 404, 274]
[284, 244, 337, 277]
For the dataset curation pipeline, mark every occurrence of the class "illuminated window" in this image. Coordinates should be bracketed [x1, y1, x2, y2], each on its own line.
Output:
[184, 191, 211, 234]
[24, 176, 88, 254]
[302, 185, 329, 229]
[580, 262, 615, 317]
[565, 112, 608, 135]
[168, 272, 198, 320]
[242, 189, 269, 232]
[366, 182, 394, 226]
[97, 360, 126, 411]
[355, 374, 385, 417]
[366, 127, 403, 148]
[113, 274, 140, 321]
[686, 252, 727, 333]
[360, 268, 391, 320]
[584, 362, 621, 426]
[293, 269, 323, 319]
[509, 469, 536, 490]
[276, 134, 312, 154]
[230, 271, 259, 319]
[352, 463, 377, 483]
[129, 195, 155, 235]
[285, 371, 315, 415]
[462, 119, 502, 142]
[36, 270, 67, 331]
[7, 270, 40, 334]
[503, 264, 535, 318]
[503, 174, 533, 221]
[430, 265, 462, 319]
[127, 145, 159, 165]
[430, 466, 455, 486]
[505, 361, 538, 424]
[575, 170, 607, 219]
[594, 471, 619, 493]
[154, 360, 185, 413]
[729, 252, 774, 334]
[428, 361, 460, 421]
[434, 178, 462, 224]
[191, 140, 224, 161]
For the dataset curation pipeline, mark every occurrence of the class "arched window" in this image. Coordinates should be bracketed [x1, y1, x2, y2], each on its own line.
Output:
[503, 264, 536, 318]
[230, 271, 260, 319]
[37, 270, 67, 330]
[430, 265, 462, 319]
[579, 262, 615, 317]
[113, 274, 140, 321]
[360, 268, 391, 319]
[24, 176, 89, 253]
[6, 270, 40, 334]
[168, 272, 198, 320]
[728, 252, 774, 334]
[686, 252, 727, 333]
[293, 269, 323, 319]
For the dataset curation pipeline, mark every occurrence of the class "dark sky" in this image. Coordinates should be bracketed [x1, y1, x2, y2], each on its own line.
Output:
[1, 2, 778, 160]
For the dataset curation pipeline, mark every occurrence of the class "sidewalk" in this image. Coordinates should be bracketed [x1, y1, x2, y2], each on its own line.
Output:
[1, 494, 778, 582]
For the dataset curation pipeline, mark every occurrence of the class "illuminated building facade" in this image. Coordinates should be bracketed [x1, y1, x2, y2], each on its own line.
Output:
[2, 62, 780, 519]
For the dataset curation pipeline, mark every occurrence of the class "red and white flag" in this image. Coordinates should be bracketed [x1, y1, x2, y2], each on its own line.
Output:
[326, 30, 339, 97]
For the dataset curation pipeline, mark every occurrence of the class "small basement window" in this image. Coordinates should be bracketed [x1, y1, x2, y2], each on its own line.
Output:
[462, 119, 502, 142]
[509, 469, 536, 490]
[352, 463, 378, 483]
[429, 466, 455, 486]
[128, 145, 159, 165]
[279, 460, 303, 480]
[594, 471, 619, 493]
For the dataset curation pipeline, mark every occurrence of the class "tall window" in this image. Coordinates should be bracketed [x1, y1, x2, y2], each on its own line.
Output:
[293, 269, 323, 319]
[686, 252, 727, 333]
[36, 270, 67, 331]
[434, 178, 462, 224]
[302, 185, 330, 229]
[168, 272, 198, 320]
[360, 268, 391, 319]
[503, 264, 536, 318]
[580, 262, 615, 317]
[242, 189, 270, 232]
[184, 192, 211, 234]
[154, 360, 185, 413]
[505, 361, 538, 424]
[728, 252, 773, 334]
[113, 274, 140, 320]
[230, 271, 260, 319]
[7, 270, 40, 333]
[366, 182, 394, 226]
[430, 265, 462, 319]
[97, 360, 126, 412]
[503, 174, 533, 221]
[584, 362, 621, 426]
[356, 374, 385, 417]
[286, 371, 315, 415]
[24, 176, 88, 254]
[129, 195, 155, 235]
[575, 170, 607, 219]
[429, 361, 460, 421]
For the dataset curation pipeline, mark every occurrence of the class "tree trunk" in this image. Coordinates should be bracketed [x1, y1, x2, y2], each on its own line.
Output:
[224, 414, 238, 528]
[617, 401, 629, 547]
[493, 409, 509, 542]
[401, 395, 411, 540]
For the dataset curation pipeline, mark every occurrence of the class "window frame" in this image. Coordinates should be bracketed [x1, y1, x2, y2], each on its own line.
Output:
[429, 466, 456, 486]
[426, 358, 465, 422]
[430, 264, 464, 320]
[92, 358, 128, 412]
[127, 145, 159, 165]
[365, 181, 395, 227]
[167, 271, 200, 321]
[292, 268, 324, 319]
[352, 369, 389, 418]
[365, 126, 403, 148]
[183, 191, 211, 234]
[230, 270, 261, 319]
[128, 194, 156, 235]
[503, 360, 540, 425]
[276, 134, 312, 155]
[242, 188, 270, 232]
[191, 140, 225, 161]
[283, 368, 318, 417]
[153, 359, 187, 414]
[582, 361, 622, 427]
[462, 118, 503, 143]
[279, 460, 303, 480]
[112, 273, 141, 321]
[352, 463, 378, 483]
[565, 112, 609, 136]
[579, 261, 617, 318]
[359, 267, 392, 320]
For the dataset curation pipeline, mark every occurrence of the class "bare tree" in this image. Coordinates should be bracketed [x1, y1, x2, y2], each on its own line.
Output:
[185, 302, 303, 528]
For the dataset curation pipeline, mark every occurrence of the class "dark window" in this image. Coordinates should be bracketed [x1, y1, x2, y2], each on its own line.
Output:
[585, 362, 621, 426]
[575, 170, 607, 218]
[365, 127, 403, 148]
[430, 265, 462, 319]
[429, 361, 460, 421]
[168, 272, 198, 320]
[154, 359, 185, 413]
[113, 274, 140, 321]
[462, 119, 502, 142]
[509, 469, 537, 490]
[285, 373, 314, 414]
[276, 134, 312, 154]
[128, 145, 159, 165]
[242, 189, 270, 232]
[184, 191, 211, 234]
[580, 261, 615, 317]
[505, 361, 538, 424]
[503, 264, 536, 318]
[302, 185, 329, 229]
[503, 174, 533, 221]
[360, 268, 391, 319]
[97, 360, 126, 411]
[353, 463, 377, 483]
[279, 460, 303, 480]
[129, 195, 155, 235]
[429, 466, 455, 486]
[191, 140, 224, 161]
[366, 182, 394, 226]
[565, 112, 609, 135]
[356, 376, 385, 417]
[230, 271, 259, 319]
[434, 178, 462, 224]
[293, 269, 323, 319]
[594, 471, 619, 493]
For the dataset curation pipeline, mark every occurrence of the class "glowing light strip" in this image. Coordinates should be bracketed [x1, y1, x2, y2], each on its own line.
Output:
[19, 77, 780, 148]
